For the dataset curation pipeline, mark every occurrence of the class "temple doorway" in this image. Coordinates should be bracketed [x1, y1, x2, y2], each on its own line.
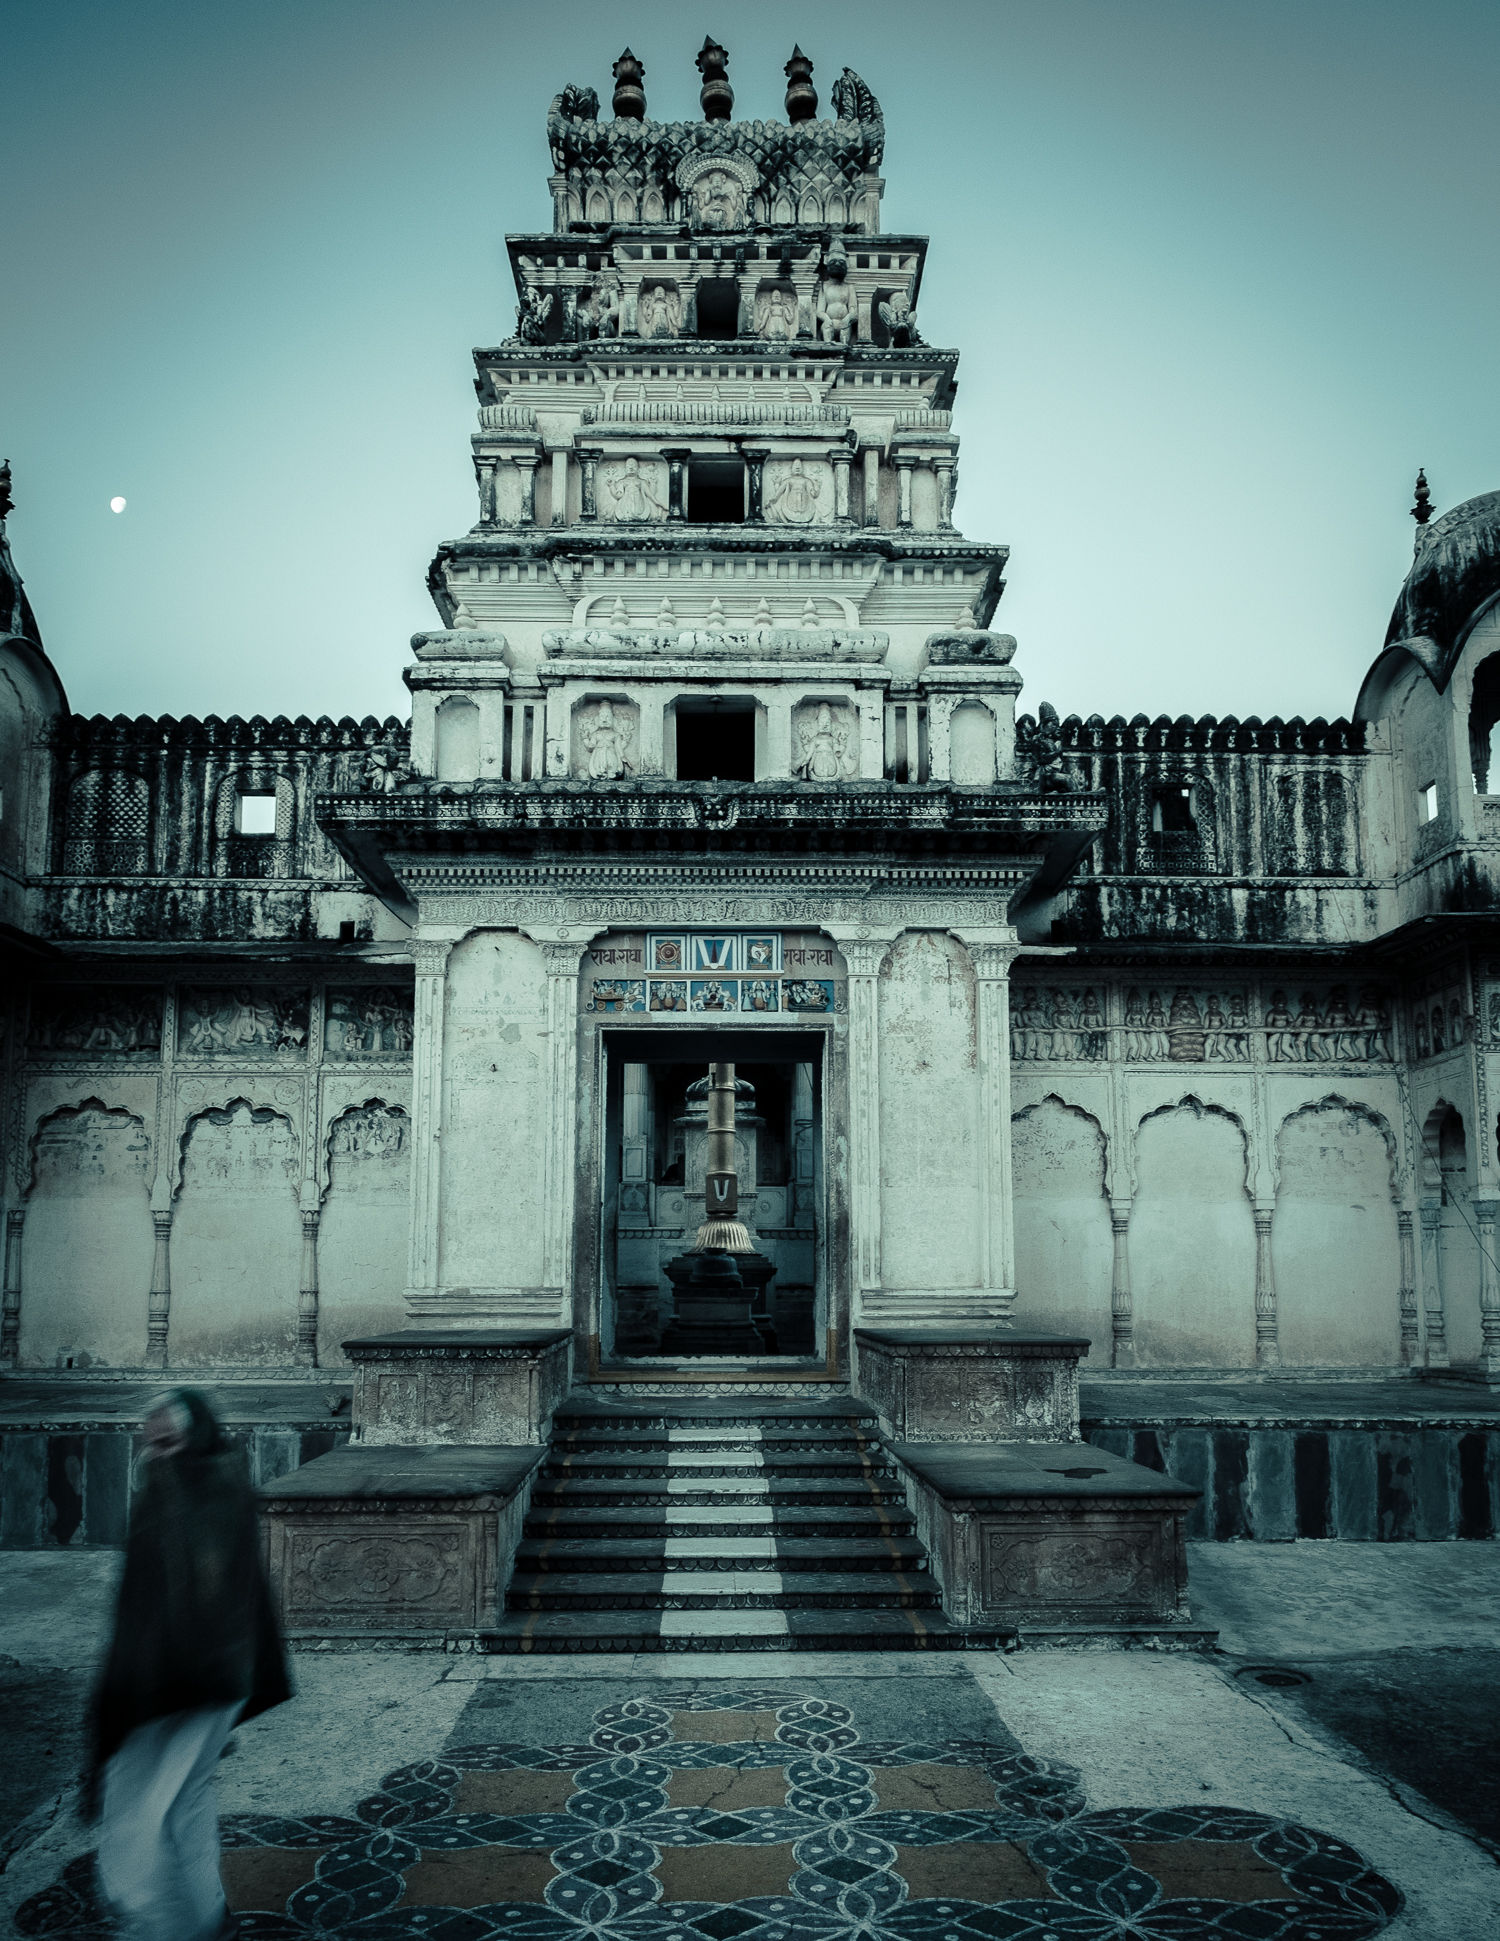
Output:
[598, 1031, 825, 1360]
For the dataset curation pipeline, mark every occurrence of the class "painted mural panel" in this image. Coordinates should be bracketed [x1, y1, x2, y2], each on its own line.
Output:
[1273, 1103, 1400, 1365]
[325, 988, 415, 1059]
[1130, 1101, 1256, 1366]
[317, 1105, 411, 1363]
[27, 988, 161, 1059]
[177, 988, 309, 1059]
[878, 932, 981, 1291]
[20, 1105, 153, 1367]
[170, 1103, 300, 1362]
[1011, 1099, 1113, 1361]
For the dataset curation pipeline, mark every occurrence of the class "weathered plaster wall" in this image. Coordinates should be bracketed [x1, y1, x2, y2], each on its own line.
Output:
[316, 1103, 411, 1361]
[170, 1103, 301, 1363]
[439, 931, 549, 1301]
[877, 931, 981, 1292]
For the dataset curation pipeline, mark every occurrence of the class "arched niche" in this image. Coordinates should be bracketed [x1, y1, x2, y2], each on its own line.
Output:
[317, 1101, 411, 1363]
[1010, 1096, 1112, 1357]
[1273, 1096, 1400, 1365]
[949, 700, 998, 786]
[1130, 1096, 1256, 1365]
[170, 1100, 300, 1364]
[434, 695, 481, 783]
[20, 1099, 153, 1367]
[1422, 1100, 1483, 1361]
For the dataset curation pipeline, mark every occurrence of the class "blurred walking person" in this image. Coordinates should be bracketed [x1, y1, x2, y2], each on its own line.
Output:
[86, 1389, 291, 1941]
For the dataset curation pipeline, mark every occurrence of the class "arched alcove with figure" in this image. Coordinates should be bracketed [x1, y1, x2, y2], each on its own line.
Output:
[1011, 1096, 1113, 1357]
[20, 1101, 153, 1367]
[317, 1102, 411, 1362]
[1130, 1097, 1256, 1365]
[1273, 1097, 1401, 1364]
[170, 1101, 300, 1363]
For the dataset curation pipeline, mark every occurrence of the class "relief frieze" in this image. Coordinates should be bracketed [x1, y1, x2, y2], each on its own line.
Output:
[1010, 981, 1394, 1064]
[177, 987, 309, 1059]
[325, 988, 415, 1059]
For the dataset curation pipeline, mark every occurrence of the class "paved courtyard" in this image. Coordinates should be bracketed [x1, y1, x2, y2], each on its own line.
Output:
[1, 1545, 1497, 1939]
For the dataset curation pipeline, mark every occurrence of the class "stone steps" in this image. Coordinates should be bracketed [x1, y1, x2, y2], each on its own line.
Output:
[499, 1395, 975, 1649]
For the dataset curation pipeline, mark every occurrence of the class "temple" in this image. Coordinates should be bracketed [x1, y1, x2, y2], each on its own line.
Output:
[4, 44, 1500, 1638]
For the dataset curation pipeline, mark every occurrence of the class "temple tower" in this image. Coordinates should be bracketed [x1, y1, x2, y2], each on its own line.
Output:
[321, 43, 1104, 1377]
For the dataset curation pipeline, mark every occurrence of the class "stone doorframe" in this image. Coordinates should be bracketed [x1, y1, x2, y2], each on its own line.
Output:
[572, 1012, 848, 1383]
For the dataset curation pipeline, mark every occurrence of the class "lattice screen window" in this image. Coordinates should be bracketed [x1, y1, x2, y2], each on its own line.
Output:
[61, 768, 150, 875]
[219, 774, 296, 877]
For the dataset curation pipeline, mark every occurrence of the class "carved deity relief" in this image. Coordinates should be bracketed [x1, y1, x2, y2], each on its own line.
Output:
[27, 988, 161, 1058]
[602, 457, 668, 521]
[177, 987, 309, 1058]
[816, 251, 855, 344]
[764, 458, 827, 526]
[635, 283, 683, 338]
[686, 167, 747, 230]
[792, 700, 856, 782]
[755, 286, 799, 342]
[574, 699, 637, 780]
[326, 989, 415, 1059]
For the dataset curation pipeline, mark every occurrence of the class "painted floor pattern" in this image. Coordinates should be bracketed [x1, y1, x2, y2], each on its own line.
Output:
[15, 1675, 1402, 1941]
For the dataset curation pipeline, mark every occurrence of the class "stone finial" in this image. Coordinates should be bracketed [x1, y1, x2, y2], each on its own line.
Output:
[696, 37, 733, 120]
[1412, 468, 1433, 527]
[0, 460, 12, 522]
[612, 48, 646, 120]
[784, 45, 817, 122]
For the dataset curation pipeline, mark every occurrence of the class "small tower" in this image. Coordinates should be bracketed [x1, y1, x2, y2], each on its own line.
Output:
[611, 48, 645, 120]
[784, 45, 817, 123]
[695, 37, 733, 120]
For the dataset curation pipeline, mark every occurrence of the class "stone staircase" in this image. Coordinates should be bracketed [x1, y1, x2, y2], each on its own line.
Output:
[481, 1394, 1014, 1651]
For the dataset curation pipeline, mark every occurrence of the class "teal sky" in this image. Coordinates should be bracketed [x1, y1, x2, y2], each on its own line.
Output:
[3, 0, 1497, 726]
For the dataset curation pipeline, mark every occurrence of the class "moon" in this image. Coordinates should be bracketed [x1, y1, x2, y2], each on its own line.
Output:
[109, 496, 126, 513]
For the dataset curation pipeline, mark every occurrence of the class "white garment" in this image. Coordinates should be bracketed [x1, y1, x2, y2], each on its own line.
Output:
[97, 1703, 241, 1941]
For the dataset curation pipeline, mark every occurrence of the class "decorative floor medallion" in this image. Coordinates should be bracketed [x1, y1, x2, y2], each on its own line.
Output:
[17, 1685, 1401, 1940]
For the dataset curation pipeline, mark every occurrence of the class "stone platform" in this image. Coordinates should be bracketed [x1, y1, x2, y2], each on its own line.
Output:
[259, 1443, 544, 1637]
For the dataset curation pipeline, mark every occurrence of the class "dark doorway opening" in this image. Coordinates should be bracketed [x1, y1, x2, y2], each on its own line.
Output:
[675, 703, 756, 780]
[688, 459, 746, 523]
[601, 1040, 823, 1359]
[695, 279, 740, 339]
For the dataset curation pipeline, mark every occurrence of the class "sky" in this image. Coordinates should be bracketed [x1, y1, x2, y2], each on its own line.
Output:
[3, 0, 1498, 727]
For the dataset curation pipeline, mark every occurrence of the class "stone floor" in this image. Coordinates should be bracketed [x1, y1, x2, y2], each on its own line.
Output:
[3, 1546, 1499, 1938]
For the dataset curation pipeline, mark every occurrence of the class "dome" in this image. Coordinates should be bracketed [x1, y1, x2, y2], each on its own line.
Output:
[1383, 489, 1500, 690]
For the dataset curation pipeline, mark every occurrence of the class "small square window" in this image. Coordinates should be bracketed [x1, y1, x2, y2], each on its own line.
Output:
[236, 791, 277, 836]
[1419, 782, 1439, 824]
[1152, 786, 1196, 834]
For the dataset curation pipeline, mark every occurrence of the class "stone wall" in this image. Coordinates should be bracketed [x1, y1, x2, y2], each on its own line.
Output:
[4, 974, 414, 1369]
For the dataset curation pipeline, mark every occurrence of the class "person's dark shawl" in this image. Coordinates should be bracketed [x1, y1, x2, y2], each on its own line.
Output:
[86, 1392, 291, 1803]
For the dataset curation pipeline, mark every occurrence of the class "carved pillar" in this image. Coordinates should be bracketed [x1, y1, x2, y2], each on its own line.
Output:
[1475, 1198, 1500, 1366]
[619, 1062, 651, 1229]
[550, 448, 569, 526]
[407, 939, 453, 1310]
[894, 453, 917, 528]
[1420, 1202, 1448, 1367]
[146, 1211, 172, 1368]
[1253, 1206, 1279, 1367]
[515, 454, 539, 526]
[736, 272, 758, 338]
[1, 1208, 23, 1367]
[934, 456, 956, 530]
[835, 938, 891, 1300]
[297, 1204, 320, 1366]
[539, 940, 589, 1298]
[792, 1064, 816, 1225]
[832, 451, 852, 523]
[579, 448, 601, 521]
[1397, 1209, 1418, 1365]
[476, 458, 498, 525]
[743, 447, 769, 522]
[1109, 1200, 1134, 1368]
[862, 448, 880, 527]
[969, 939, 1021, 1303]
[791, 271, 817, 338]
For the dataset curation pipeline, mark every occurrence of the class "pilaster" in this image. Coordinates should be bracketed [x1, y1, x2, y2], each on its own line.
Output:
[965, 936, 1021, 1309]
[1, 1207, 23, 1367]
[406, 938, 453, 1312]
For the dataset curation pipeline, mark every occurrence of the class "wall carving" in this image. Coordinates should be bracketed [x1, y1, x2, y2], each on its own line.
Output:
[325, 989, 414, 1059]
[178, 987, 309, 1059]
[792, 700, 856, 782]
[764, 458, 829, 525]
[572, 699, 637, 780]
[27, 1101, 150, 1198]
[600, 457, 668, 521]
[1009, 981, 1394, 1064]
